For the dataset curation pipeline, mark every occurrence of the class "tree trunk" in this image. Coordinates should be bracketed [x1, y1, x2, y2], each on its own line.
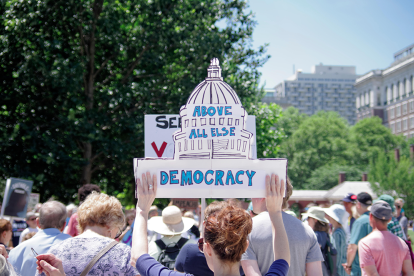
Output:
[81, 142, 92, 184]
[79, 0, 102, 185]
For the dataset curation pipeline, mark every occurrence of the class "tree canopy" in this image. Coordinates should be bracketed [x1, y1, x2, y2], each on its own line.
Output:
[369, 151, 414, 217]
[0, 0, 269, 204]
[277, 108, 409, 191]
[283, 111, 350, 189]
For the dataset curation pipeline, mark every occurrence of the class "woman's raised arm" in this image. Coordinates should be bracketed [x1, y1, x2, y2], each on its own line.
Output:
[265, 174, 290, 266]
[130, 172, 157, 267]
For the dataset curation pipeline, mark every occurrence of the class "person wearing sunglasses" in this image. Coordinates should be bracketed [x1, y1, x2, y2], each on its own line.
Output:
[128, 172, 290, 276]
[19, 212, 39, 244]
[396, 198, 409, 239]
[35, 192, 139, 276]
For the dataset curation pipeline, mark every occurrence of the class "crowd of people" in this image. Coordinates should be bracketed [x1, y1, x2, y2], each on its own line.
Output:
[0, 174, 411, 276]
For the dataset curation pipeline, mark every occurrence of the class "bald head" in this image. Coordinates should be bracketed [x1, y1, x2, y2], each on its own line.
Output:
[39, 201, 67, 229]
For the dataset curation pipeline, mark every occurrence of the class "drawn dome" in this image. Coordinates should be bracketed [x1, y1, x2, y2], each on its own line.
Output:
[186, 58, 241, 105]
[173, 58, 253, 160]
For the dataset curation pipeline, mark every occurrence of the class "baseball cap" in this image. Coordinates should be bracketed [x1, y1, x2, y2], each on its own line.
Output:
[342, 193, 357, 203]
[371, 200, 392, 221]
[357, 192, 373, 206]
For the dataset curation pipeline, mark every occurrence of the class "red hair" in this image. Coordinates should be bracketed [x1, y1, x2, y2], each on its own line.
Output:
[204, 205, 252, 263]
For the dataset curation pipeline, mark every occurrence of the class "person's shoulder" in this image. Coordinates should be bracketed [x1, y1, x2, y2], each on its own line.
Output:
[282, 212, 305, 228]
[185, 238, 197, 245]
[181, 242, 198, 252]
[354, 215, 369, 226]
[113, 240, 133, 253]
[56, 233, 72, 241]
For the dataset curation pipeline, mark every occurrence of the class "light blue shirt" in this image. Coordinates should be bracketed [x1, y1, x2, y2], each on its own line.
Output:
[8, 228, 71, 276]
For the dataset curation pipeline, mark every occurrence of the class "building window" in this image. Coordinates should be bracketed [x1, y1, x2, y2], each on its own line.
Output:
[396, 105, 401, 117]
[403, 103, 408, 115]
[410, 117, 414, 129]
[391, 123, 395, 133]
[410, 101, 414, 112]
[403, 119, 408, 131]
[389, 108, 395, 119]
[396, 121, 401, 133]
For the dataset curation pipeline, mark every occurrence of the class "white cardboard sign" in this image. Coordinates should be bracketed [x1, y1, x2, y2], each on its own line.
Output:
[134, 159, 287, 198]
[145, 115, 257, 159]
[135, 58, 287, 198]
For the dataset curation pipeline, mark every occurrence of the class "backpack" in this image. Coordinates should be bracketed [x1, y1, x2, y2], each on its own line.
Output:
[321, 232, 337, 276]
[155, 237, 188, 270]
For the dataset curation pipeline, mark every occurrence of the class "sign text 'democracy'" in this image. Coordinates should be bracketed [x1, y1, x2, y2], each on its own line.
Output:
[134, 159, 287, 198]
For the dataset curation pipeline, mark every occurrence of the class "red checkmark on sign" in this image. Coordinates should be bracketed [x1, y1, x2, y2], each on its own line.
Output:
[151, 142, 168, 157]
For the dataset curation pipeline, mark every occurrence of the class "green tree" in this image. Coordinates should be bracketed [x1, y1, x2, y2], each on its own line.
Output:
[277, 106, 308, 159]
[348, 117, 399, 166]
[304, 163, 364, 190]
[250, 102, 284, 158]
[368, 151, 414, 217]
[277, 106, 308, 138]
[287, 111, 350, 189]
[0, 0, 268, 203]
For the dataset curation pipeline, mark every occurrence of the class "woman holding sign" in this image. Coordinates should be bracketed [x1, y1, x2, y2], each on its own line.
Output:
[129, 172, 289, 276]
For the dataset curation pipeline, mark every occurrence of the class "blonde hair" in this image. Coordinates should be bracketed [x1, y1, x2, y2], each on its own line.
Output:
[22, 232, 36, 242]
[77, 192, 125, 233]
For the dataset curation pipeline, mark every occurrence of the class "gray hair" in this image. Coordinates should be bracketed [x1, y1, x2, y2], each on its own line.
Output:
[66, 203, 77, 213]
[39, 201, 67, 229]
[0, 255, 18, 276]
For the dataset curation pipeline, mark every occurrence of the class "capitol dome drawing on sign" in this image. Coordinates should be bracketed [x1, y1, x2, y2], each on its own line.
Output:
[172, 58, 253, 160]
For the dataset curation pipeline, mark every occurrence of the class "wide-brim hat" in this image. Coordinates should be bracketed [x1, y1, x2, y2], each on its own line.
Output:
[324, 204, 348, 225]
[148, 205, 195, 236]
[377, 195, 395, 212]
[301, 206, 329, 224]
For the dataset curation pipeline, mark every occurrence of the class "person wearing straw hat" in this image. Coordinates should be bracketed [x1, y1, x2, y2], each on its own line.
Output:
[325, 204, 349, 276]
[148, 205, 196, 264]
[302, 207, 335, 276]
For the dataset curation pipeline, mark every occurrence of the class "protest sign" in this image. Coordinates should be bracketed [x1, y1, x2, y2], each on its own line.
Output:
[27, 193, 40, 212]
[134, 58, 287, 198]
[1, 178, 33, 218]
[145, 115, 257, 159]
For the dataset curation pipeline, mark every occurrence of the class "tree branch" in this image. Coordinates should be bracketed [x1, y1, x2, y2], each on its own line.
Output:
[121, 43, 151, 84]
[76, 140, 84, 151]
[93, 54, 115, 79]
[90, 151, 104, 163]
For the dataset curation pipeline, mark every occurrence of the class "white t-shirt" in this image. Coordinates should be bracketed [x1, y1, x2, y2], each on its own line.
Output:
[19, 227, 39, 244]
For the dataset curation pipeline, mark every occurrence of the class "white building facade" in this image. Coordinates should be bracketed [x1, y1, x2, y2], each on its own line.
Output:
[355, 43, 414, 137]
[264, 64, 357, 124]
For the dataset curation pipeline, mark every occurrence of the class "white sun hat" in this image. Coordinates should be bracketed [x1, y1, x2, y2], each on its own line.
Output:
[148, 205, 195, 236]
[324, 204, 349, 225]
[301, 206, 329, 224]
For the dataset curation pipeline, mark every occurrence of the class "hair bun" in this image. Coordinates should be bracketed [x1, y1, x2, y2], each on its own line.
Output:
[205, 205, 252, 263]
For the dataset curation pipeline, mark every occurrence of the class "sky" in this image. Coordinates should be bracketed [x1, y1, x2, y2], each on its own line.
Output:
[246, 0, 414, 88]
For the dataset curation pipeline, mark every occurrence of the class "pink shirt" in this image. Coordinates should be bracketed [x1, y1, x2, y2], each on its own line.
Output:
[66, 213, 79, 237]
[359, 230, 410, 276]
